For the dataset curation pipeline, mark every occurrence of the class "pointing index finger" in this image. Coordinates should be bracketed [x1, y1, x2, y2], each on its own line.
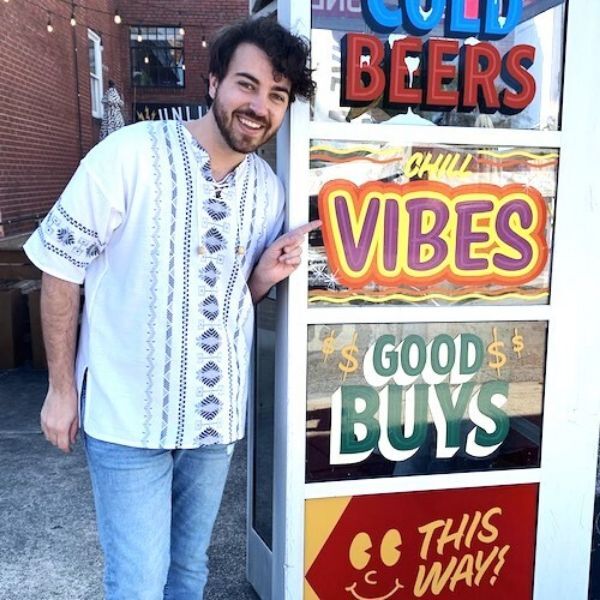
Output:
[287, 219, 322, 239]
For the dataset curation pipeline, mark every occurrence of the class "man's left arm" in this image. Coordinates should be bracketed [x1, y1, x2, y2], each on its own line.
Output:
[248, 220, 321, 303]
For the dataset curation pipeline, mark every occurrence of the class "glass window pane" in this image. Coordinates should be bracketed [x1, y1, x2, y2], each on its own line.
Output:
[308, 140, 557, 307]
[311, 0, 567, 131]
[88, 40, 96, 72]
[130, 25, 185, 88]
[590, 446, 600, 599]
[253, 299, 276, 548]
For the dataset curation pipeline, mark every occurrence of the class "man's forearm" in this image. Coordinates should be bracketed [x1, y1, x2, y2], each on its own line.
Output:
[41, 273, 81, 391]
[248, 269, 274, 304]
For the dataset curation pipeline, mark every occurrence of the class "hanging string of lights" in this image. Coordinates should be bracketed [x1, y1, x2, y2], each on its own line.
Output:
[2, 0, 211, 43]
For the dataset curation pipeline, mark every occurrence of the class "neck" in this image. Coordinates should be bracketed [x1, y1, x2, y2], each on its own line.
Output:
[185, 112, 246, 181]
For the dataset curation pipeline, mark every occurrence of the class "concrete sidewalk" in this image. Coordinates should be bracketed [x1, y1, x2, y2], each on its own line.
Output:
[0, 367, 259, 600]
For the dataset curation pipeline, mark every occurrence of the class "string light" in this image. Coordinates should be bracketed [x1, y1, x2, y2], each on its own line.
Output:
[144, 56, 149, 64]
[17, 0, 211, 44]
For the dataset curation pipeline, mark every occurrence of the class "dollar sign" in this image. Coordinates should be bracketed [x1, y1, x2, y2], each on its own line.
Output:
[512, 328, 524, 358]
[487, 327, 507, 377]
[338, 332, 359, 381]
[321, 330, 336, 362]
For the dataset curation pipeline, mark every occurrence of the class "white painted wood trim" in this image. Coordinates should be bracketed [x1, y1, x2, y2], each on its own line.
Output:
[305, 468, 542, 499]
[533, 1, 600, 597]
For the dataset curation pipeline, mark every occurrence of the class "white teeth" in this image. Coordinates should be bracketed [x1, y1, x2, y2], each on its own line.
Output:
[238, 116, 262, 129]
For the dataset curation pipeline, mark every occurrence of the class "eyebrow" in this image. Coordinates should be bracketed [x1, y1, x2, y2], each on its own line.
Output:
[234, 72, 291, 96]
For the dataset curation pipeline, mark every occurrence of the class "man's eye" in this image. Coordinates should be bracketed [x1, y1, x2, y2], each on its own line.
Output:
[239, 81, 254, 90]
[272, 94, 286, 103]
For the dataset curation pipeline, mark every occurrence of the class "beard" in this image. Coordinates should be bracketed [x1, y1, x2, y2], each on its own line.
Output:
[212, 94, 274, 154]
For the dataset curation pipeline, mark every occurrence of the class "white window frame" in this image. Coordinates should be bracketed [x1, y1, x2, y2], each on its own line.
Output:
[88, 29, 103, 119]
[246, 2, 600, 599]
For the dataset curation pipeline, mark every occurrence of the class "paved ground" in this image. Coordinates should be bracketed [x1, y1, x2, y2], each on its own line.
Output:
[0, 367, 259, 600]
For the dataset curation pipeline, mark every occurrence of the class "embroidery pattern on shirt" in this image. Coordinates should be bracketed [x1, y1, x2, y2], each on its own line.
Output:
[191, 138, 244, 446]
[37, 199, 103, 269]
[56, 203, 101, 240]
[175, 122, 195, 448]
[142, 121, 163, 447]
[159, 122, 179, 446]
[232, 159, 260, 436]
[222, 156, 253, 438]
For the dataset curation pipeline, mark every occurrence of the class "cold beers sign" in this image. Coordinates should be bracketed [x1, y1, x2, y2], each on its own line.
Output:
[341, 0, 535, 115]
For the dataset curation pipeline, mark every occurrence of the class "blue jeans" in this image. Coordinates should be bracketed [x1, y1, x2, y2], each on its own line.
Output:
[84, 434, 234, 600]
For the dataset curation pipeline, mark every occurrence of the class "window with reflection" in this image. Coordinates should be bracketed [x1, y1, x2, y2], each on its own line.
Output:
[311, 0, 566, 130]
[130, 26, 185, 88]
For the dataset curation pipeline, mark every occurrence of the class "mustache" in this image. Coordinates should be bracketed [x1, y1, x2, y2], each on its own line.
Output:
[235, 109, 269, 127]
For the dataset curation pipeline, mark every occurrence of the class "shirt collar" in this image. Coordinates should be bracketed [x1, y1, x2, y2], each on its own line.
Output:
[179, 120, 250, 187]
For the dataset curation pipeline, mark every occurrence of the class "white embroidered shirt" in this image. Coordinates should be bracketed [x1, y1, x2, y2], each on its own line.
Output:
[24, 120, 284, 448]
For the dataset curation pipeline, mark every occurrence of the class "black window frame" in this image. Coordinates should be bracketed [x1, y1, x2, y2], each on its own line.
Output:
[130, 25, 185, 89]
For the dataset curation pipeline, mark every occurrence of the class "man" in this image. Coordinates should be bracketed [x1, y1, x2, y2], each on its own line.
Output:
[24, 17, 317, 599]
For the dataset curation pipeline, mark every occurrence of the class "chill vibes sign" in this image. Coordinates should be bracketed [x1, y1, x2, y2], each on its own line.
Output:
[341, 0, 536, 114]
[318, 179, 548, 289]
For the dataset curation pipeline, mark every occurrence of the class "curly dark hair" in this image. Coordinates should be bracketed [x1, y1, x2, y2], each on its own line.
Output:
[209, 17, 315, 103]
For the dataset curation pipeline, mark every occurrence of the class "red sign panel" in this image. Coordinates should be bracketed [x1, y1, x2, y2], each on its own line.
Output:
[305, 484, 538, 600]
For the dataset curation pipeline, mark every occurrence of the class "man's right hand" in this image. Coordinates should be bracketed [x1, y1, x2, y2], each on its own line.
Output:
[41, 386, 79, 453]
[39, 272, 82, 453]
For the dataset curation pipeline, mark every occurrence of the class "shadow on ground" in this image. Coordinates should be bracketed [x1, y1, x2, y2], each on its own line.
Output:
[0, 367, 259, 600]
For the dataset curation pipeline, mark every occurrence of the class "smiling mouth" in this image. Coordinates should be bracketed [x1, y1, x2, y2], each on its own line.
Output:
[236, 114, 265, 132]
[345, 580, 404, 600]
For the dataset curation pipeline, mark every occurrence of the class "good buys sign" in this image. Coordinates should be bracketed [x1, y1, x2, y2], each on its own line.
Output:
[306, 321, 546, 482]
[341, 0, 535, 115]
[305, 484, 538, 600]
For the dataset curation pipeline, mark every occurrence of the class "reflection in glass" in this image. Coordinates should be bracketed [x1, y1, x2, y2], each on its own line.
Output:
[311, 0, 566, 130]
[252, 298, 276, 548]
[306, 321, 547, 483]
[130, 26, 185, 88]
[307, 140, 557, 307]
[589, 445, 600, 599]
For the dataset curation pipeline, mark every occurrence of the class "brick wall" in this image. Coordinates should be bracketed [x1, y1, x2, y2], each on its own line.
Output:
[0, 0, 247, 238]
[0, 0, 122, 237]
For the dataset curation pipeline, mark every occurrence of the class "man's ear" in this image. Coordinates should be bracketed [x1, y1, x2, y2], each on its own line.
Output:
[208, 73, 219, 100]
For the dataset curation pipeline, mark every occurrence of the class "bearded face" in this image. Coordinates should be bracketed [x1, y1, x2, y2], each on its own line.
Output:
[209, 43, 291, 155]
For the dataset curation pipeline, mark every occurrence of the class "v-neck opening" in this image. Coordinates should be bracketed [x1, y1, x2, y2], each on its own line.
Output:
[178, 120, 251, 185]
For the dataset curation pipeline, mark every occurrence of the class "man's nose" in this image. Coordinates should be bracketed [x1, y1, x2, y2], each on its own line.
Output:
[248, 93, 268, 117]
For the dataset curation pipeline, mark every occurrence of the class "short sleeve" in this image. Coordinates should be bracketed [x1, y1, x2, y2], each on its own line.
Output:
[24, 144, 126, 284]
